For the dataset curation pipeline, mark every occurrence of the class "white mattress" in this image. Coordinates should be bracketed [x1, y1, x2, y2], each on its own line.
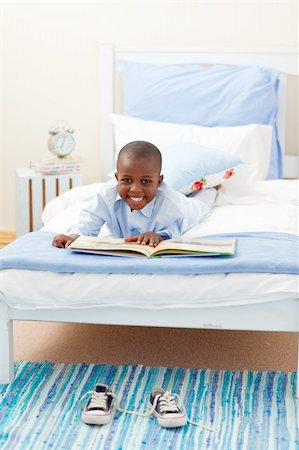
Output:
[1, 180, 298, 310]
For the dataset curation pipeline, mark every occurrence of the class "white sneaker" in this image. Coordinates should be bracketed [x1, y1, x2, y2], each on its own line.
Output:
[149, 387, 187, 428]
[80, 384, 117, 425]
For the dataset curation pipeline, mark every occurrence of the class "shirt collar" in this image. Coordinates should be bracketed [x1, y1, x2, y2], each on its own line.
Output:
[115, 194, 155, 218]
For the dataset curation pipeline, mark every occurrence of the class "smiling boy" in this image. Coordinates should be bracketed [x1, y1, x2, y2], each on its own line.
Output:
[52, 141, 217, 248]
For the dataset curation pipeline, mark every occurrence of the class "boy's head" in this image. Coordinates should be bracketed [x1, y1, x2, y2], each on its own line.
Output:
[115, 141, 163, 210]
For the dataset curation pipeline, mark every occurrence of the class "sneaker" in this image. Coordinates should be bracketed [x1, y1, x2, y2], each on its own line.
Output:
[80, 384, 117, 425]
[149, 387, 187, 428]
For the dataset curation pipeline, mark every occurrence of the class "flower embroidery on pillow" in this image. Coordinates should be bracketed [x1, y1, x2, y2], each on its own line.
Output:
[184, 167, 237, 196]
[192, 179, 207, 192]
[224, 168, 235, 179]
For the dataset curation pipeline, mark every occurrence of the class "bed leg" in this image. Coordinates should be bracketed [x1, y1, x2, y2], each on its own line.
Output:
[0, 300, 14, 384]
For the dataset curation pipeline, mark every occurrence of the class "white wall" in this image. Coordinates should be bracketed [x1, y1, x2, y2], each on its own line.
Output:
[0, 1, 298, 231]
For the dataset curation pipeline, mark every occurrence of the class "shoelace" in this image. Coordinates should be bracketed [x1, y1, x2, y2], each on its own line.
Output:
[157, 391, 179, 413]
[80, 389, 214, 432]
[119, 391, 214, 432]
[80, 390, 118, 412]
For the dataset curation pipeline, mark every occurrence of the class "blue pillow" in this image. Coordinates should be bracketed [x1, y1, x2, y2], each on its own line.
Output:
[120, 60, 281, 179]
[161, 142, 243, 195]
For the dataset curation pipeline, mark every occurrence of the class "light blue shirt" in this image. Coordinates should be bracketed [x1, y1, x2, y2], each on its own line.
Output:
[67, 179, 216, 239]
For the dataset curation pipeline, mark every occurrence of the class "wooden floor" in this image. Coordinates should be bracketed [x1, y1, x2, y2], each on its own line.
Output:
[0, 231, 16, 249]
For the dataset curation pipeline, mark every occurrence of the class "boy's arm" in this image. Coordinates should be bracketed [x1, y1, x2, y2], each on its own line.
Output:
[53, 194, 107, 248]
[52, 233, 79, 248]
[66, 194, 106, 237]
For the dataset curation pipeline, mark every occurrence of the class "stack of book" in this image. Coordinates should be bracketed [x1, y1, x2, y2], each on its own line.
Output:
[30, 157, 83, 175]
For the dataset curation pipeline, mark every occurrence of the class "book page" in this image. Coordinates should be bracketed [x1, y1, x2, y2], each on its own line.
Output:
[69, 236, 154, 257]
[153, 238, 236, 255]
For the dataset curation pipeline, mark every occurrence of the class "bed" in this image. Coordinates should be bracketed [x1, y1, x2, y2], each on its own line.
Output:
[0, 45, 298, 395]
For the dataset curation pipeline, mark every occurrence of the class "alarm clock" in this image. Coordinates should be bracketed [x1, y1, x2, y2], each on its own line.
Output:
[48, 121, 75, 158]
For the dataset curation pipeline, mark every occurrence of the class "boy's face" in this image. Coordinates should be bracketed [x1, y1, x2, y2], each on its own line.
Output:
[115, 155, 163, 210]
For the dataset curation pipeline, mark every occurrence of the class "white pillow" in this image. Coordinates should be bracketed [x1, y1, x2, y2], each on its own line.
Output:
[112, 114, 273, 189]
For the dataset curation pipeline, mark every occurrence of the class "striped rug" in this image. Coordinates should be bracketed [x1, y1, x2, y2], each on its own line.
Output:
[0, 361, 298, 449]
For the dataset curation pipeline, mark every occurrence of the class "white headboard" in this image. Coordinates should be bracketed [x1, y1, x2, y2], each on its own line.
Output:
[99, 44, 298, 180]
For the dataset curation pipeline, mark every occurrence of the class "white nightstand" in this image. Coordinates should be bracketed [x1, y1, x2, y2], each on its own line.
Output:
[16, 168, 82, 236]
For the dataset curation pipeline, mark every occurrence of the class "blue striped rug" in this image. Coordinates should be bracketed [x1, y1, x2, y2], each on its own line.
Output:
[0, 361, 298, 449]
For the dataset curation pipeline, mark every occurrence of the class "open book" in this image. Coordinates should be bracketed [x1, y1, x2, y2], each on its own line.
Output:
[68, 236, 237, 258]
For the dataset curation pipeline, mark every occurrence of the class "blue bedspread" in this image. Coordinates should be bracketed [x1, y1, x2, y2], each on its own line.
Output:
[0, 231, 297, 275]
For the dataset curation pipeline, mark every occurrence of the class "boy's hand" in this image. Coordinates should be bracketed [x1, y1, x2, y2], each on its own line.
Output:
[125, 232, 164, 247]
[52, 233, 79, 248]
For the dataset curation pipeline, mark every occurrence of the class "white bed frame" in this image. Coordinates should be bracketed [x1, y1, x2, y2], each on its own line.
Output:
[1, 45, 298, 396]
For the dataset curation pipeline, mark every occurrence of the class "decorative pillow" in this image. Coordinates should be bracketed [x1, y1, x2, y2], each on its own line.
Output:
[161, 142, 242, 194]
[120, 60, 281, 179]
[112, 114, 273, 189]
